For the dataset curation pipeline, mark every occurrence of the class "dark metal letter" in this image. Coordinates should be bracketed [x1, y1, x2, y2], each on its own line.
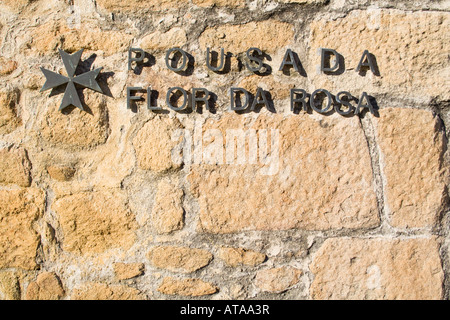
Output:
[279, 49, 300, 72]
[230, 88, 250, 111]
[206, 48, 225, 72]
[165, 47, 188, 72]
[127, 87, 143, 109]
[290, 89, 308, 112]
[166, 87, 188, 111]
[192, 88, 211, 111]
[245, 47, 263, 72]
[320, 48, 340, 73]
[147, 87, 162, 110]
[128, 48, 145, 71]
[356, 50, 377, 74]
[250, 87, 271, 111]
[335, 91, 354, 116]
[355, 92, 375, 115]
[310, 89, 333, 114]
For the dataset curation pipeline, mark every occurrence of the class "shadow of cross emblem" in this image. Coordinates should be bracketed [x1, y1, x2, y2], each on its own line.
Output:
[40, 49, 103, 111]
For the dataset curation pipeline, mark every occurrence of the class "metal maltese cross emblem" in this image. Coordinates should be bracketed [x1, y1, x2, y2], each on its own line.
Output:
[40, 49, 103, 111]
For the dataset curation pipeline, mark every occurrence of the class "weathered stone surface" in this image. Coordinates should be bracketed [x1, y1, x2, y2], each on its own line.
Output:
[0, 87, 20, 135]
[72, 282, 146, 300]
[148, 246, 212, 273]
[0, 146, 32, 187]
[133, 117, 183, 172]
[27, 20, 133, 55]
[39, 91, 109, 149]
[374, 108, 448, 228]
[96, 0, 189, 12]
[0, 0, 30, 11]
[113, 263, 145, 280]
[199, 20, 294, 53]
[47, 165, 76, 182]
[23, 74, 42, 90]
[0, 271, 20, 300]
[157, 277, 218, 296]
[135, 67, 202, 96]
[310, 237, 444, 300]
[141, 28, 187, 52]
[238, 75, 294, 100]
[152, 179, 184, 234]
[193, 0, 246, 8]
[0, 57, 17, 76]
[25, 272, 65, 300]
[280, 0, 327, 3]
[0, 188, 44, 270]
[0, 0, 447, 303]
[309, 10, 450, 100]
[52, 189, 137, 255]
[255, 267, 302, 293]
[218, 247, 266, 267]
[188, 114, 379, 233]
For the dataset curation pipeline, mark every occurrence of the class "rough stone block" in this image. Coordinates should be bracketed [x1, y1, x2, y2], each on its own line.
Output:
[25, 272, 65, 300]
[133, 117, 183, 172]
[0, 146, 32, 187]
[148, 246, 213, 273]
[188, 114, 379, 233]
[152, 179, 184, 234]
[374, 108, 448, 228]
[218, 247, 266, 267]
[52, 189, 137, 255]
[0, 188, 44, 270]
[310, 237, 444, 299]
[157, 277, 218, 296]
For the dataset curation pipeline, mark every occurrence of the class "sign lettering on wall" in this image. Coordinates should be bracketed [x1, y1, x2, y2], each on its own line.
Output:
[41, 47, 378, 115]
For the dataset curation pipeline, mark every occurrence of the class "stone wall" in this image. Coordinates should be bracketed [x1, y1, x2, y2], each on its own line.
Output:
[0, 0, 449, 300]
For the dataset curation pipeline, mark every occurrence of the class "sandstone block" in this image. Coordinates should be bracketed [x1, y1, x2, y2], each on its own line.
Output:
[152, 179, 184, 234]
[25, 272, 65, 300]
[39, 91, 109, 149]
[137, 67, 202, 96]
[374, 108, 448, 228]
[188, 114, 379, 233]
[218, 247, 266, 267]
[255, 266, 302, 293]
[113, 263, 145, 280]
[193, 0, 246, 8]
[52, 189, 137, 255]
[0, 146, 32, 187]
[0, 271, 20, 300]
[72, 282, 145, 300]
[148, 246, 213, 273]
[23, 74, 43, 90]
[47, 166, 76, 182]
[141, 28, 187, 52]
[0, 87, 20, 135]
[280, 0, 327, 3]
[0, 188, 44, 270]
[238, 75, 294, 100]
[157, 277, 218, 296]
[0, 0, 30, 11]
[310, 237, 444, 299]
[308, 10, 450, 100]
[199, 20, 294, 53]
[28, 21, 133, 55]
[133, 117, 183, 172]
[0, 57, 17, 76]
[96, 0, 189, 12]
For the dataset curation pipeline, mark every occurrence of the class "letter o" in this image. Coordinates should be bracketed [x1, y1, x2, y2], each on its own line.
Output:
[166, 87, 188, 111]
[310, 89, 333, 114]
[165, 47, 188, 72]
